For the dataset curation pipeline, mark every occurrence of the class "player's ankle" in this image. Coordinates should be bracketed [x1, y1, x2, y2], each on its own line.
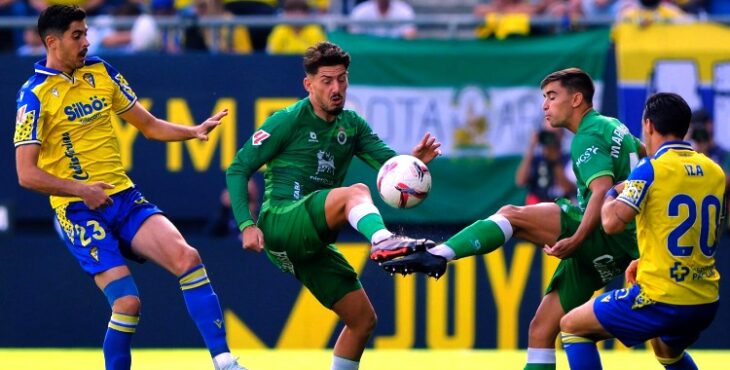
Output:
[428, 244, 455, 261]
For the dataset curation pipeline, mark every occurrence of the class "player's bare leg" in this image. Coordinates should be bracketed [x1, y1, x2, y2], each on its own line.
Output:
[325, 183, 434, 262]
[330, 288, 377, 370]
[131, 215, 247, 370]
[520, 291, 566, 370]
[651, 338, 698, 370]
[383, 202, 561, 277]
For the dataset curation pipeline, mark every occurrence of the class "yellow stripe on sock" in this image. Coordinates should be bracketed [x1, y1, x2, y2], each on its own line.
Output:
[560, 332, 594, 344]
[180, 278, 211, 291]
[111, 313, 140, 325]
[179, 267, 208, 285]
[657, 353, 685, 365]
[108, 323, 137, 333]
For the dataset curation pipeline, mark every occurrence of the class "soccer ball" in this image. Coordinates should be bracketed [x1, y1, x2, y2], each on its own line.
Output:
[376, 155, 431, 209]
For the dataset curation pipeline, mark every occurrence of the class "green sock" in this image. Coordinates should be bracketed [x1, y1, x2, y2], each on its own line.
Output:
[523, 364, 556, 370]
[445, 215, 513, 259]
[356, 213, 388, 242]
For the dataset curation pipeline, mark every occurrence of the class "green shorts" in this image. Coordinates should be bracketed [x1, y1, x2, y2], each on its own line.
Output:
[546, 198, 639, 312]
[257, 189, 362, 309]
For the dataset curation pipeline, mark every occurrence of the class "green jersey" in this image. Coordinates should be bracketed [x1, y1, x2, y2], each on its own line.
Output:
[571, 110, 640, 211]
[226, 97, 396, 230]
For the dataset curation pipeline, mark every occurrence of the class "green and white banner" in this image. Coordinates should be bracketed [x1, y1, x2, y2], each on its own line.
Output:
[331, 30, 611, 223]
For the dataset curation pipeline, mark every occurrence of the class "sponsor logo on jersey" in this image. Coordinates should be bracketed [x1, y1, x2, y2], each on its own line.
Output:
[51, 88, 59, 97]
[90, 246, 99, 262]
[252, 130, 270, 145]
[83, 73, 96, 88]
[64, 96, 109, 122]
[308, 131, 318, 143]
[16, 104, 27, 125]
[61, 132, 89, 180]
[316, 150, 335, 175]
[576, 145, 599, 166]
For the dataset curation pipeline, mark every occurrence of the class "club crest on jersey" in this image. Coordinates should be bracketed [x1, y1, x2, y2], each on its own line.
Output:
[83, 73, 96, 88]
[337, 126, 347, 145]
[308, 131, 318, 143]
[252, 130, 270, 145]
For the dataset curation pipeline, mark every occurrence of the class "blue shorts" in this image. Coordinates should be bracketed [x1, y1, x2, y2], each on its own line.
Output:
[594, 284, 718, 349]
[54, 187, 163, 276]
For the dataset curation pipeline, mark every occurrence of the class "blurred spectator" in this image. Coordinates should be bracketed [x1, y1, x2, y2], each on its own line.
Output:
[515, 129, 575, 205]
[617, 0, 693, 25]
[179, 0, 253, 53]
[474, 0, 536, 16]
[686, 110, 730, 229]
[581, 0, 624, 18]
[222, 0, 277, 51]
[87, 1, 161, 54]
[267, 0, 326, 54]
[349, 0, 417, 39]
[17, 27, 45, 56]
[205, 180, 260, 237]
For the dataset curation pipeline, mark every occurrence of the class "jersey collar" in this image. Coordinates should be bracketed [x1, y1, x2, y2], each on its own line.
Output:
[653, 140, 693, 159]
[34, 59, 76, 83]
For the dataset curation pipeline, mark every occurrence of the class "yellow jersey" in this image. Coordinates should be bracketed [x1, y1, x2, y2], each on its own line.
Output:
[618, 141, 726, 305]
[14, 57, 137, 209]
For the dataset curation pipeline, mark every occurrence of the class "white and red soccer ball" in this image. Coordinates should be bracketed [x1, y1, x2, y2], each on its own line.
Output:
[376, 155, 431, 209]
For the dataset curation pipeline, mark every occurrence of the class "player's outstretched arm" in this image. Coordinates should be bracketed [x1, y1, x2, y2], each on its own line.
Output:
[120, 102, 228, 142]
[16, 145, 113, 209]
[544, 175, 613, 258]
[411, 132, 442, 164]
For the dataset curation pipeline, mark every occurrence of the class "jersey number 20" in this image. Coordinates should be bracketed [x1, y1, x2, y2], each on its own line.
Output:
[667, 194, 722, 257]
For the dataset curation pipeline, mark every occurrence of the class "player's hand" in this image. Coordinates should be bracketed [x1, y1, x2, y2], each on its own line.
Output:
[412, 132, 442, 164]
[543, 236, 580, 259]
[194, 109, 228, 141]
[241, 225, 264, 253]
[80, 182, 114, 210]
[625, 259, 639, 284]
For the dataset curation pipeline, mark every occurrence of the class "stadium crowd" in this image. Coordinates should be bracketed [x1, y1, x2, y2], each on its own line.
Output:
[2, 0, 730, 54]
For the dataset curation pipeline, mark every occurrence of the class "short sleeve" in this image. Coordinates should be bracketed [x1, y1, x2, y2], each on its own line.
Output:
[617, 157, 655, 212]
[102, 60, 137, 115]
[14, 87, 42, 146]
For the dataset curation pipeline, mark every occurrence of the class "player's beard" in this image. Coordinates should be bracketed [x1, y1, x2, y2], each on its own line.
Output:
[326, 105, 344, 116]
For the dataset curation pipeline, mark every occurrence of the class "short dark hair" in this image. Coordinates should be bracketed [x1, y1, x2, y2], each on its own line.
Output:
[540, 68, 595, 105]
[303, 42, 350, 75]
[37, 5, 86, 47]
[643, 92, 691, 138]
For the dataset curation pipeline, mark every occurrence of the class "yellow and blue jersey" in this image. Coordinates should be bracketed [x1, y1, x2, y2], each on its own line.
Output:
[14, 57, 137, 209]
[617, 141, 726, 305]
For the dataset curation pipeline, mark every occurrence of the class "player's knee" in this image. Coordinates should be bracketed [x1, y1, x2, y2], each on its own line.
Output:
[496, 204, 521, 218]
[559, 312, 576, 333]
[112, 295, 141, 315]
[174, 246, 203, 275]
[355, 309, 377, 337]
[104, 275, 140, 313]
[349, 183, 370, 197]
